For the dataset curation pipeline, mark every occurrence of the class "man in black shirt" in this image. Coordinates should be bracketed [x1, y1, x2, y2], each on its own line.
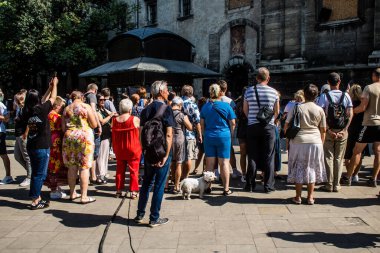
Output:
[135, 80, 174, 227]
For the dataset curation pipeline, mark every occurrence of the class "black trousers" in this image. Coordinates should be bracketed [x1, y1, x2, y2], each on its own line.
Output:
[246, 123, 276, 191]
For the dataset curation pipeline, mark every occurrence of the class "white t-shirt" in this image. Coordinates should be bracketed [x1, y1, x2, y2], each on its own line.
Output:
[284, 101, 296, 114]
[317, 90, 353, 115]
[220, 95, 236, 109]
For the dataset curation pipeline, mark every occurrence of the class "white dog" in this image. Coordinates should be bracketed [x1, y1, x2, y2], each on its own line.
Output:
[180, 171, 216, 200]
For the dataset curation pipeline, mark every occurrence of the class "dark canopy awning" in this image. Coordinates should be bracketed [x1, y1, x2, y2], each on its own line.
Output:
[79, 57, 220, 78]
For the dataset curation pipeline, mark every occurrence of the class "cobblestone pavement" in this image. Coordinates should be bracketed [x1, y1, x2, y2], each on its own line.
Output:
[0, 146, 379, 253]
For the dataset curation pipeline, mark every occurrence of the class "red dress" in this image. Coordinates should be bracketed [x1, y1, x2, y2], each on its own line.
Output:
[112, 116, 142, 192]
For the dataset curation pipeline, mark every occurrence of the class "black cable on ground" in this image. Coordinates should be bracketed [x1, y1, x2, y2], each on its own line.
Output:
[98, 193, 136, 253]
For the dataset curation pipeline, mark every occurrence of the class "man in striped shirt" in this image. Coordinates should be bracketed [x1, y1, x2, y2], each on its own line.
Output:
[243, 67, 279, 193]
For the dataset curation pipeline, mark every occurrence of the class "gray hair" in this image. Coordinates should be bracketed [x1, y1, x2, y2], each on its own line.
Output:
[119, 98, 133, 114]
[209, 83, 221, 99]
[151, 80, 167, 98]
[171, 96, 183, 106]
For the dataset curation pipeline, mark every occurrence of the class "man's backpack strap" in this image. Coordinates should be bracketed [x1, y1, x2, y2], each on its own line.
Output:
[326, 92, 333, 104]
[338, 92, 346, 105]
[153, 104, 167, 119]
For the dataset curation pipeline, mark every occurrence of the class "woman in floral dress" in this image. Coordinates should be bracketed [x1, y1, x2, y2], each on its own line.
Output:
[45, 96, 67, 199]
[62, 91, 97, 204]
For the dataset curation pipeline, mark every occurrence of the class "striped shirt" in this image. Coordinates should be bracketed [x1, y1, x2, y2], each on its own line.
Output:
[244, 84, 279, 126]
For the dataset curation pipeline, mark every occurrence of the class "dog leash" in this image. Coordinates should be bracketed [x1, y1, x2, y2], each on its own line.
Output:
[98, 193, 136, 253]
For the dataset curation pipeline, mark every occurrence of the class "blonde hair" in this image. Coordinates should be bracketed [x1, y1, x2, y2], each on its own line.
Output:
[138, 87, 147, 98]
[209, 83, 221, 99]
[53, 96, 66, 108]
[349, 84, 362, 101]
[130, 93, 140, 105]
[294, 90, 305, 103]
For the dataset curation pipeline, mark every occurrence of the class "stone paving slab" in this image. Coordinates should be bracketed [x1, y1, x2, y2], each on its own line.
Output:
[0, 147, 379, 252]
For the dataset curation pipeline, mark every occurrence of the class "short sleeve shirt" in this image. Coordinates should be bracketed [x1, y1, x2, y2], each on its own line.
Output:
[0, 102, 8, 133]
[286, 102, 326, 144]
[85, 92, 97, 106]
[182, 96, 201, 140]
[361, 83, 380, 126]
[26, 101, 53, 149]
[200, 101, 236, 138]
[284, 101, 296, 114]
[244, 84, 279, 126]
[220, 96, 236, 110]
[140, 100, 175, 134]
[317, 90, 353, 115]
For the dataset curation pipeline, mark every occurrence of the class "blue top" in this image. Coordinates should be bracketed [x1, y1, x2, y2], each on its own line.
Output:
[182, 96, 201, 140]
[200, 101, 236, 138]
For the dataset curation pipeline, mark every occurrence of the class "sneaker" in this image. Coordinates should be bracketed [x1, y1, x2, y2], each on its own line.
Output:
[341, 176, 351, 186]
[50, 190, 67, 199]
[241, 175, 246, 183]
[0, 176, 14, 185]
[367, 178, 377, 187]
[352, 175, 359, 183]
[231, 168, 241, 179]
[19, 178, 31, 187]
[318, 185, 332, 192]
[134, 214, 144, 224]
[149, 218, 169, 227]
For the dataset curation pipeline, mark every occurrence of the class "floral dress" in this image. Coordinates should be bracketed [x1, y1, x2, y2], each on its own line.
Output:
[44, 110, 67, 190]
[62, 103, 95, 170]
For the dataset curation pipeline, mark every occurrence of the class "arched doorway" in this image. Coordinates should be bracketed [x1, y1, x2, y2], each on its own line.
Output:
[223, 56, 254, 98]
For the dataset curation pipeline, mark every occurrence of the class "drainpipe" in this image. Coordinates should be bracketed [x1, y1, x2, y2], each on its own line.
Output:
[136, 0, 139, 28]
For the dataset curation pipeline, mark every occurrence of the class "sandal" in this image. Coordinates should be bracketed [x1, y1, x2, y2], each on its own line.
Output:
[131, 192, 138, 200]
[292, 197, 302, 205]
[172, 189, 180, 195]
[70, 193, 82, 201]
[30, 200, 49, 210]
[307, 198, 315, 205]
[80, 197, 96, 204]
[223, 189, 233, 196]
[115, 192, 123, 198]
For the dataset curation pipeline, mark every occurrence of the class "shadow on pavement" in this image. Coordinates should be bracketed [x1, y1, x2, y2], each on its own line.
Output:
[268, 231, 380, 249]
[44, 209, 147, 228]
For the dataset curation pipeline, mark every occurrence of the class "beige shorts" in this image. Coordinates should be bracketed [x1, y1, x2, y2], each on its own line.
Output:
[185, 139, 199, 161]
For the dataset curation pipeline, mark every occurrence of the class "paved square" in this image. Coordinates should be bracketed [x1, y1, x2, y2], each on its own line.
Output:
[0, 146, 380, 252]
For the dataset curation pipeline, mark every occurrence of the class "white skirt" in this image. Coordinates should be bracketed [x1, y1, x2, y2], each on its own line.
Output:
[287, 141, 327, 184]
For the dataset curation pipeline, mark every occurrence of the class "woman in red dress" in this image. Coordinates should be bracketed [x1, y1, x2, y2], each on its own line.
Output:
[45, 96, 67, 199]
[112, 99, 142, 199]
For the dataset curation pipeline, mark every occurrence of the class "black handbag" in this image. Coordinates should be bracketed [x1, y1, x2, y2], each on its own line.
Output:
[286, 104, 301, 139]
[254, 85, 274, 125]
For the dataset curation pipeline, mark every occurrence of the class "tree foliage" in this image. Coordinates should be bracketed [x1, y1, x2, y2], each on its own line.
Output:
[0, 0, 135, 87]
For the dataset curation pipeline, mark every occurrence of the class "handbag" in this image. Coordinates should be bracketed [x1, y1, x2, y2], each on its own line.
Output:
[254, 85, 274, 125]
[285, 104, 301, 139]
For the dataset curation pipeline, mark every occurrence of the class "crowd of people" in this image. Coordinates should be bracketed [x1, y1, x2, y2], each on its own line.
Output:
[0, 67, 379, 227]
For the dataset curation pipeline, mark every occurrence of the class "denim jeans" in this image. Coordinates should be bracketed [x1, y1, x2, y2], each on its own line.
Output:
[28, 148, 50, 199]
[137, 155, 171, 222]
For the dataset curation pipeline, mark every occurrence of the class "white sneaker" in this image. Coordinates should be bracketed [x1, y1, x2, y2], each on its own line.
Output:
[352, 175, 359, 183]
[19, 178, 31, 187]
[0, 176, 14, 185]
[241, 175, 246, 183]
[50, 190, 67, 199]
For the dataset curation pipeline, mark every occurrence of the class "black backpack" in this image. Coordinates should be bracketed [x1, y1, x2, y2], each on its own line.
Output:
[141, 104, 168, 164]
[326, 92, 349, 129]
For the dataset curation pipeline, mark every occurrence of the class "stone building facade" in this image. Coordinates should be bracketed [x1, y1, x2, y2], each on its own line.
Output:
[124, 0, 380, 98]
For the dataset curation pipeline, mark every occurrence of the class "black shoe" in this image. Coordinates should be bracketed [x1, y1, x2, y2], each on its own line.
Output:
[244, 183, 252, 192]
[205, 187, 212, 194]
[264, 188, 276, 193]
[134, 214, 144, 224]
[149, 218, 169, 227]
[367, 178, 377, 187]
[341, 176, 351, 186]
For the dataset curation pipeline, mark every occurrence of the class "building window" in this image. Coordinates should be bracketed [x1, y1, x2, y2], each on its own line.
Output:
[179, 0, 192, 17]
[146, 0, 157, 25]
[321, 0, 358, 22]
[228, 0, 252, 10]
